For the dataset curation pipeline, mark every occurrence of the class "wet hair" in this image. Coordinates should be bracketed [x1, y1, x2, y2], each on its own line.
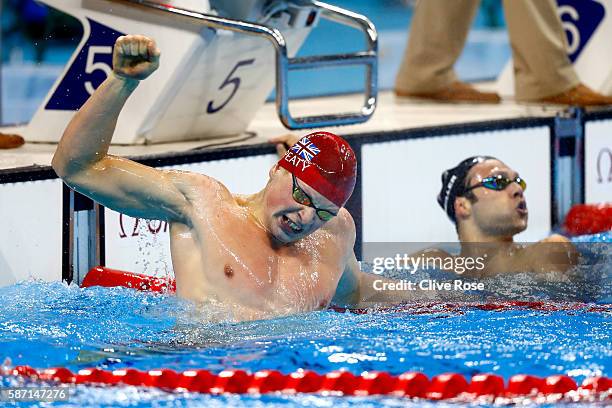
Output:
[437, 156, 497, 223]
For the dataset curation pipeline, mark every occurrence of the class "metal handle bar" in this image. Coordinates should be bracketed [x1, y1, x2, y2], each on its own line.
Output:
[114, 0, 378, 129]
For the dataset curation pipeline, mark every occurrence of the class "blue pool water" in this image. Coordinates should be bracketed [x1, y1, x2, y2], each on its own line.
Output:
[0, 233, 610, 407]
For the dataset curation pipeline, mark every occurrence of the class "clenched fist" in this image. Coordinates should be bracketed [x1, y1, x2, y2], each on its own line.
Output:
[113, 35, 160, 80]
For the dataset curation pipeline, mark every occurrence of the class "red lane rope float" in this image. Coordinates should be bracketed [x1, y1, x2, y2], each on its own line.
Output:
[7, 366, 610, 402]
[331, 301, 611, 315]
[81, 267, 175, 293]
[564, 203, 612, 236]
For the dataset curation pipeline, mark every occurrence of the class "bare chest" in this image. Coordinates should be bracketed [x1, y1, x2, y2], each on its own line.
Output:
[170, 208, 344, 312]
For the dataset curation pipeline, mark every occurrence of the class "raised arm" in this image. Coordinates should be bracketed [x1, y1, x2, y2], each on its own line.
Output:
[52, 35, 193, 224]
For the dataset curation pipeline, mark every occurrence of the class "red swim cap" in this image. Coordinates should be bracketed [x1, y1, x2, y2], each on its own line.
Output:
[278, 132, 357, 207]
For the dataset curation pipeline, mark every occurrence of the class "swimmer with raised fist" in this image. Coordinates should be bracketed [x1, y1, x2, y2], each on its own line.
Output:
[52, 35, 431, 321]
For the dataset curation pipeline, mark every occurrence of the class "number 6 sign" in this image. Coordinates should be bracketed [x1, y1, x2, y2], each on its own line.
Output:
[556, 0, 605, 63]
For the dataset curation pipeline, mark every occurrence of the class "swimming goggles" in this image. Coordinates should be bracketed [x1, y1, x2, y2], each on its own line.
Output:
[292, 174, 337, 221]
[463, 174, 527, 193]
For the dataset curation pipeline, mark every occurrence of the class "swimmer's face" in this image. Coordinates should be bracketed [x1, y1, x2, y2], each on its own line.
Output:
[264, 167, 340, 243]
[460, 160, 528, 237]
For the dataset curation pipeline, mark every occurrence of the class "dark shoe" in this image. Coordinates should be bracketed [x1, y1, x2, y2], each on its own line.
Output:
[0, 133, 25, 149]
[395, 81, 501, 104]
[536, 84, 612, 106]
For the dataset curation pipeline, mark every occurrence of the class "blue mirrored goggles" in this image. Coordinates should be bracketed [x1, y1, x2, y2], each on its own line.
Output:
[463, 174, 527, 193]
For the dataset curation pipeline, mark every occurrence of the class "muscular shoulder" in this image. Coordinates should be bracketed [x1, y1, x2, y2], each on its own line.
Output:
[323, 208, 355, 232]
[539, 233, 571, 244]
[518, 237, 579, 274]
[167, 171, 233, 202]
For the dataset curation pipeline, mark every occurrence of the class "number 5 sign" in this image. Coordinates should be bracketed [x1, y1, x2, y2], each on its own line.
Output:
[46, 19, 124, 111]
[84, 46, 113, 95]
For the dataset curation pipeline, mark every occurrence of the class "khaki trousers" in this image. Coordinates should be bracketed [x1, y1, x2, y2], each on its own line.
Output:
[394, 0, 579, 101]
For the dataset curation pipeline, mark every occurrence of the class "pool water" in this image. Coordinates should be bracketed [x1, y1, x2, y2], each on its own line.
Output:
[0, 233, 610, 407]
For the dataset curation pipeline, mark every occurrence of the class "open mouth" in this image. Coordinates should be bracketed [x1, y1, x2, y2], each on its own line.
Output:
[281, 215, 303, 234]
[516, 201, 528, 215]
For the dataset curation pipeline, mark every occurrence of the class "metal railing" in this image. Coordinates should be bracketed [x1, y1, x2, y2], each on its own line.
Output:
[116, 0, 378, 129]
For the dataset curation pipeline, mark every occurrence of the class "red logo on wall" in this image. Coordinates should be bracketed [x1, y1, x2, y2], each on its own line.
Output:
[119, 214, 169, 238]
[596, 148, 612, 183]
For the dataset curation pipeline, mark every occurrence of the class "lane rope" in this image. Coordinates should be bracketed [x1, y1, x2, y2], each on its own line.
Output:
[6, 366, 611, 402]
[564, 203, 612, 236]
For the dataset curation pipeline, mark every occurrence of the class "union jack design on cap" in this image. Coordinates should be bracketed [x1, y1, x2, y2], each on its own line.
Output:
[278, 131, 357, 208]
[291, 137, 320, 161]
